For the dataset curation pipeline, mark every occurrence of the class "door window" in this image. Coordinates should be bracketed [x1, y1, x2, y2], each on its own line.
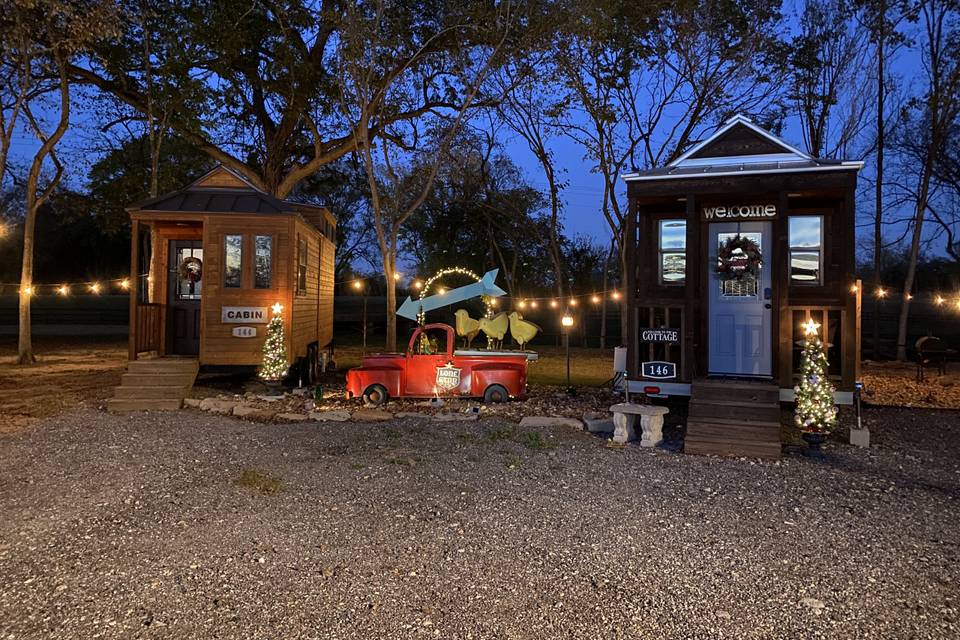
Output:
[175, 247, 203, 300]
[717, 232, 761, 297]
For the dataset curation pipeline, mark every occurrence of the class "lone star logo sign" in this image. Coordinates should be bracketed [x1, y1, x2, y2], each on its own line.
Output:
[435, 362, 462, 392]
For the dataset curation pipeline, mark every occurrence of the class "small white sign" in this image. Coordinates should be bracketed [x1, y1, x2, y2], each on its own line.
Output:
[222, 306, 267, 324]
[232, 326, 257, 338]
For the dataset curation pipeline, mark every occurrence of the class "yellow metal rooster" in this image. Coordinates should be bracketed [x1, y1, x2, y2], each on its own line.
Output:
[479, 312, 509, 349]
[508, 312, 541, 350]
[454, 309, 481, 349]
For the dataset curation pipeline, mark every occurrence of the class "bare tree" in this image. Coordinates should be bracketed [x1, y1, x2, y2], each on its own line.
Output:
[336, 0, 512, 351]
[894, 0, 960, 361]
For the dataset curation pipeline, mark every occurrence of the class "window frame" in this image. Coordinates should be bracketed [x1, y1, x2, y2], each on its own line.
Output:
[788, 215, 824, 286]
[657, 217, 687, 287]
[223, 234, 244, 289]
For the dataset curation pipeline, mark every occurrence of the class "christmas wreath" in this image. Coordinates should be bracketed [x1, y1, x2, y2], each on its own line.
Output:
[178, 256, 203, 283]
[716, 235, 762, 280]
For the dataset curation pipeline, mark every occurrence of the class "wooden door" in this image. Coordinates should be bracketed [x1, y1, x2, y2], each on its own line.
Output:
[168, 240, 202, 355]
[707, 221, 773, 376]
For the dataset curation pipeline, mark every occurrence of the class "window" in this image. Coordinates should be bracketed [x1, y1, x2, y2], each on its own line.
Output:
[254, 235, 273, 289]
[789, 216, 823, 284]
[717, 231, 761, 297]
[296, 237, 308, 294]
[658, 219, 686, 285]
[224, 235, 242, 288]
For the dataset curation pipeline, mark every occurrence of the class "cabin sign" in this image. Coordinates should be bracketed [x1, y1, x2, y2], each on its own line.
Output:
[221, 307, 268, 323]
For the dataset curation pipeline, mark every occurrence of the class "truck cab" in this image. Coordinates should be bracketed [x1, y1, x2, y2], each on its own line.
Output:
[346, 323, 532, 406]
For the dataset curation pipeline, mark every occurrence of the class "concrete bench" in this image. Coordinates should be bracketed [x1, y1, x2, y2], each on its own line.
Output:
[609, 403, 669, 447]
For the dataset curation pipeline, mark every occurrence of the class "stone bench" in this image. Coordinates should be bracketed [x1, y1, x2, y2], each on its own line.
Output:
[609, 403, 669, 447]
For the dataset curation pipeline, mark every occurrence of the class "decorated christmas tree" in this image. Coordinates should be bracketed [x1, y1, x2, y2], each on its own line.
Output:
[794, 318, 838, 433]
[260, 303, 288, 382]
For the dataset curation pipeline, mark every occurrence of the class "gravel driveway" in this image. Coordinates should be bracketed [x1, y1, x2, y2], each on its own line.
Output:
[1, 406, 957, 639]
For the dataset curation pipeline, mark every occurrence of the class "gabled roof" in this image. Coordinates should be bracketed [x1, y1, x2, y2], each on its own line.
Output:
[623, 114, 863, 182]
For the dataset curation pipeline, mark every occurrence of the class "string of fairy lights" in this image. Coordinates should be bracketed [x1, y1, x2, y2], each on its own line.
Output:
[8, 266, 960, 313]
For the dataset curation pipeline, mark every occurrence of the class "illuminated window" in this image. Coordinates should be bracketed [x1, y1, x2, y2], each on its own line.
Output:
[659, 219, 686, 285]
[254, 235, 272, 289]
[789, 216, 823, 285]
[296, 237, 308, 294]
[224, 235, 242, 288]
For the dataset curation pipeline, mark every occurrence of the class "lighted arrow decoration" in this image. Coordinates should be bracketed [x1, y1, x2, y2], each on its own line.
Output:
[397, 268, 507, 321]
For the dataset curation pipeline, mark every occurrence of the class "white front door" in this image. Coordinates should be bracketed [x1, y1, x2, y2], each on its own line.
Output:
[708, 221, 772, 376]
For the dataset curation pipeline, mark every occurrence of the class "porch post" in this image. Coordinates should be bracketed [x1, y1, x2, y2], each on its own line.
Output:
[128, 218, 139, 361]
[684, 194, 696, 381]
[624, 198, 638, 378]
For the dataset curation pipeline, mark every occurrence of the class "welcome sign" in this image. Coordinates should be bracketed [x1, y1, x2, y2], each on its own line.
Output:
[703, 204, 776, 220]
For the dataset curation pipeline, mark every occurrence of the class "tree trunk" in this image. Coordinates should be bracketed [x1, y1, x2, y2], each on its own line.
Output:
[896, 173, 932, 361]
[600, 237, 615, 349]
[872, 9, 885, 359]
[383, 246, 397, 353]
[17, 200, 37, 364]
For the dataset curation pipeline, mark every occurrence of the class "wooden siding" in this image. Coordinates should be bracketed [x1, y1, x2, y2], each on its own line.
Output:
[290, 218, 319, 358]
[193, 168, 250, 189]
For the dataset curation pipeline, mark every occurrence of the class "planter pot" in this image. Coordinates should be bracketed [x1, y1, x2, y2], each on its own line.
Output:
[801, 431, 828, 457]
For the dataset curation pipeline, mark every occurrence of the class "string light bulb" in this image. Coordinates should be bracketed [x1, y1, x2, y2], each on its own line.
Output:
[936, 295, 945, 305]
[591, 294, 600, 304]
[413, 280, 423, 290]
[393, 272, 401, 281]
[57, 285, 69, 296]
[438, 287, 447, 295]
[876, 287, 887, 298]
[611, 291, 621, 300]
[20, 286, 33, 297]
[89, 283, 101, 294]
[850, 284, 859, 293]
[906, 293, 913, 301]
[518, 300, 526, 309]
[120, 278, 130, 290]
[530, 300, 538, 309]
[569, 298, 578, 307]
[550, 299, 558, 308]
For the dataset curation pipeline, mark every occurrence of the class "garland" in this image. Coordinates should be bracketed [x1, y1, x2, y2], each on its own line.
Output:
[178, 256, 203, 283]
[716, 235, 762, 280]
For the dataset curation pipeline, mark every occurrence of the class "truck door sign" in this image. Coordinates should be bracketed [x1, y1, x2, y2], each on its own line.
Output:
[435, 362, 462, 391]
[642, 361, 677, 379]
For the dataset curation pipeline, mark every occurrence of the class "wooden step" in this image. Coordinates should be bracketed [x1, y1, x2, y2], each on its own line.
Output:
[686, 421, 781, 442]
[688, 399, 781, 422]
[113, 385, 190, 400]
[127, 359, 199, 374]
[121, 372, 197, 387]
[691, 379, 780, 404]
[684, 437, 781, 459]
[107, 398, 183, 412]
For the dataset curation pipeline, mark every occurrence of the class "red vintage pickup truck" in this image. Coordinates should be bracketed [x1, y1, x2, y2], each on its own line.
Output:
[346, 323, 537, 406]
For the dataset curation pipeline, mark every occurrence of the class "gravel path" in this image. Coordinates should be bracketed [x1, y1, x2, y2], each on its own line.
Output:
[0, 406, 957, 639]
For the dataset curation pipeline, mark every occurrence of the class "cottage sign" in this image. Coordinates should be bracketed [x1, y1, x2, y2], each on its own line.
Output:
[640, 328, 680, 343]
[703, 204, 776, 220]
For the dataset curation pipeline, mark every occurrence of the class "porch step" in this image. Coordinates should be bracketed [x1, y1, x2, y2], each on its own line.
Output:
[684, 379, 782, 459]
[109, 358, 198, 413]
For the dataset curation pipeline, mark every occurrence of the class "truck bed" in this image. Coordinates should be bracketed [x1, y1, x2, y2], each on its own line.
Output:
[453, 349, 538, 361]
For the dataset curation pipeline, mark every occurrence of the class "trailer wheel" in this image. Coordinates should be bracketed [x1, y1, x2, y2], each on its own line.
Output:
[483, 384, 509, 404]
[362, 384, 389, 407]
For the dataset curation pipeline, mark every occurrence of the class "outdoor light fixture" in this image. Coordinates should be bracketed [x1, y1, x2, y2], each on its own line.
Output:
[561, 313, 575, 395]
[561, 314, 574, 327]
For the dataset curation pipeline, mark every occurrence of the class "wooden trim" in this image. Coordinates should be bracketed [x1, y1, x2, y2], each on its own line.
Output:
[129, 219, 139, 361]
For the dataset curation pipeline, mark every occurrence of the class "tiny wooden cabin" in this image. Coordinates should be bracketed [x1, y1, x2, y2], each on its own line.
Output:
[126, 166, 336, 380]
[621, 115, 863, 457]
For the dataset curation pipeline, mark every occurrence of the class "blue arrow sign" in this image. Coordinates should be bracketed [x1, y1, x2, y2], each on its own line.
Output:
[397, 269, 507, 320]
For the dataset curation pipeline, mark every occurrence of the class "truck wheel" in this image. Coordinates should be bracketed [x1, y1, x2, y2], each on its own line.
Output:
[362, 384, 389, 407]
[483, 384, 509, 404]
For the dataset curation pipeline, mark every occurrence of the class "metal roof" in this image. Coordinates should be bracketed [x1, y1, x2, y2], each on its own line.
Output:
[623, 158, 863, 182]
[133, 187, 298, 215]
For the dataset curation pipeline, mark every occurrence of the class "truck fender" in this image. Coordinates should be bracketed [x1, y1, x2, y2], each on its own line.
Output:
[347, 367, 403, 399]
[471, 363, 525, 397]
